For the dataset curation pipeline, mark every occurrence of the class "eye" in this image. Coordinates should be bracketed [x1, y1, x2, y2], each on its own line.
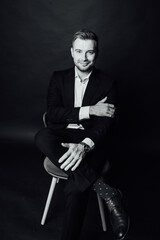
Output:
[88, 51, 95, 55]
[75, 49, 81, 53]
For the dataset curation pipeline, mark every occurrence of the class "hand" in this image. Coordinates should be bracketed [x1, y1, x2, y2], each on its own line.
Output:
[58, 143, 86, 171]
[89, 96, 115, 117]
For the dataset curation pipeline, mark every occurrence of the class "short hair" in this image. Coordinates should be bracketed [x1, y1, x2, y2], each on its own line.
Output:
[71, 29, 99, 53]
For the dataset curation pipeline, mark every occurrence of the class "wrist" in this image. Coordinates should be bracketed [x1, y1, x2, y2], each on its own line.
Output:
[89, 106, 94, 116]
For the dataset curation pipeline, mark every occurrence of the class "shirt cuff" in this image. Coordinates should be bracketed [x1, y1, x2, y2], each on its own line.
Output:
[79, 106, 90, 120]
[82, 138, 95, 150]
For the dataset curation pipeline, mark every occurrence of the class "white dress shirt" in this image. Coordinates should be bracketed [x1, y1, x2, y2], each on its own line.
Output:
[67, 67, 95, 149]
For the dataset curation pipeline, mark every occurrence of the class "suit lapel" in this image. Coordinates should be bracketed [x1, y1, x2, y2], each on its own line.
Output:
[63, 67, 101, 107]
[64, 68, 75, 107]
[82, 68, 101, 105]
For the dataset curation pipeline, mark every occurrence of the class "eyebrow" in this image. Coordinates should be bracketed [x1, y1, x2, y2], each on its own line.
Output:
[75, 49, 95, 52]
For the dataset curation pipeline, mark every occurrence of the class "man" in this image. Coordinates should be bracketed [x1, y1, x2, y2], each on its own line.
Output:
[35, 29, 129, 240]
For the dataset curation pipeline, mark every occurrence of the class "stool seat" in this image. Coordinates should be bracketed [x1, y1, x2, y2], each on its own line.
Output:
[44, 157, 68, 180]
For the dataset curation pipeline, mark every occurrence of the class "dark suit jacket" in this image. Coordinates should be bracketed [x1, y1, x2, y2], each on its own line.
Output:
[47, 67, 116, 146]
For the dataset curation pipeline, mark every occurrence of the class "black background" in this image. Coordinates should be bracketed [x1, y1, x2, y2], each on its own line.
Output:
[1, 0, 160, 239]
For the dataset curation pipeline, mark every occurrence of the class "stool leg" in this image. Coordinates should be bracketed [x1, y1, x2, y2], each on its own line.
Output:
[41, 177, 58, 225]
[97, 193, 107, 231]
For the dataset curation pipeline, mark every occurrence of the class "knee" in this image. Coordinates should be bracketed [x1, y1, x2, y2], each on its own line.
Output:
[35, 130, 42, 148]
[34, 128, 60, 157]
[34, 128, 47, 149]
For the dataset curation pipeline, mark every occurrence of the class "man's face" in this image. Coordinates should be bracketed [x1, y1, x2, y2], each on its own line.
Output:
[71, 38, 97, 72]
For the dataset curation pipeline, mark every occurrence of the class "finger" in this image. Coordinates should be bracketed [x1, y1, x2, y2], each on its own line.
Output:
[71, 159, 82, 171]
[64, 157, 79, 171]
[98, 96, 107, 103]
[60, 154, 75, 169]
[107, 103, 115, 109]
[108, 108, 115, 114]
[58, 150, 71, 163]
[61, 143, 70, 148]
[106, 113, 114, 118]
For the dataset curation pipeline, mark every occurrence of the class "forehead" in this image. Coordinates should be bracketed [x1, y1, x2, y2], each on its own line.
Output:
[72, 38, 96, 50]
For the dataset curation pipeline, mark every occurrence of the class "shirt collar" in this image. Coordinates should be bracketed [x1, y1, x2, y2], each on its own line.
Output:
[75, 67, 92, 83]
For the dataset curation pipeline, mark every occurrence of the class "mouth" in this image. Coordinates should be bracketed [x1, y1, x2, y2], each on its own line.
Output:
[80, 62, 89, 67]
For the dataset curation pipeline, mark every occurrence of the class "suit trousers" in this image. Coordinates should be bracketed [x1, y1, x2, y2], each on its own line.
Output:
[35, 127, 109, 240]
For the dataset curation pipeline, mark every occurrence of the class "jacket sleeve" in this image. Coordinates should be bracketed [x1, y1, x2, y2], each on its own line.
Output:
[86, 117, 114, 146]
[85, 84, 116, 146]
[47, 71, 80, 125]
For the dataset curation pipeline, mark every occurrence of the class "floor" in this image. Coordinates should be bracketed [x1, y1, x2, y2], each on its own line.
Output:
[0, 139, 159, 240]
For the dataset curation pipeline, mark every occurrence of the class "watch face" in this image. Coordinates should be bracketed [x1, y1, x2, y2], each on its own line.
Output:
[84, 144, 90, 152]
[80, 142, 90, 152]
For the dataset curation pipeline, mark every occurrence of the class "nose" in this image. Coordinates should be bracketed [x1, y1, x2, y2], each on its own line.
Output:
[81, 52, 87, 61]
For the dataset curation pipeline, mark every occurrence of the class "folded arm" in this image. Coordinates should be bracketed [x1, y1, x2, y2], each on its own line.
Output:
[47, 72, 115, 125]
[59, 95, 116, 171]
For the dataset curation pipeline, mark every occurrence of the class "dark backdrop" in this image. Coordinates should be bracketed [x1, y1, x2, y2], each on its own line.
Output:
[1, 0, 159, 143]
[1, 0, 160, 236]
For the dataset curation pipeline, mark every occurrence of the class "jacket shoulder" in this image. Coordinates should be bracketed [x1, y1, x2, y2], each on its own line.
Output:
[52, 68, 74, 77]
[94, 68, 115, 87]
[49, 68, 74, 86]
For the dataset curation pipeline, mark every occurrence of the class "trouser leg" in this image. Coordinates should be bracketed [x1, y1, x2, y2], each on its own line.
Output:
[61, 179, 90, 240]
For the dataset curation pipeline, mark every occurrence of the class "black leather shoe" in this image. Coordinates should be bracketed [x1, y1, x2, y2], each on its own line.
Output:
[106, 190, 129, 240]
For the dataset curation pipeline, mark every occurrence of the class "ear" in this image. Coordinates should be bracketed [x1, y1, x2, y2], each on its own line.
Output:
[71, 47, 74, 58]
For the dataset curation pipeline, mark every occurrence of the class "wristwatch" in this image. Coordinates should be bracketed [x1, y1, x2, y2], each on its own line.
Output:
[79, 142, 90, 153]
